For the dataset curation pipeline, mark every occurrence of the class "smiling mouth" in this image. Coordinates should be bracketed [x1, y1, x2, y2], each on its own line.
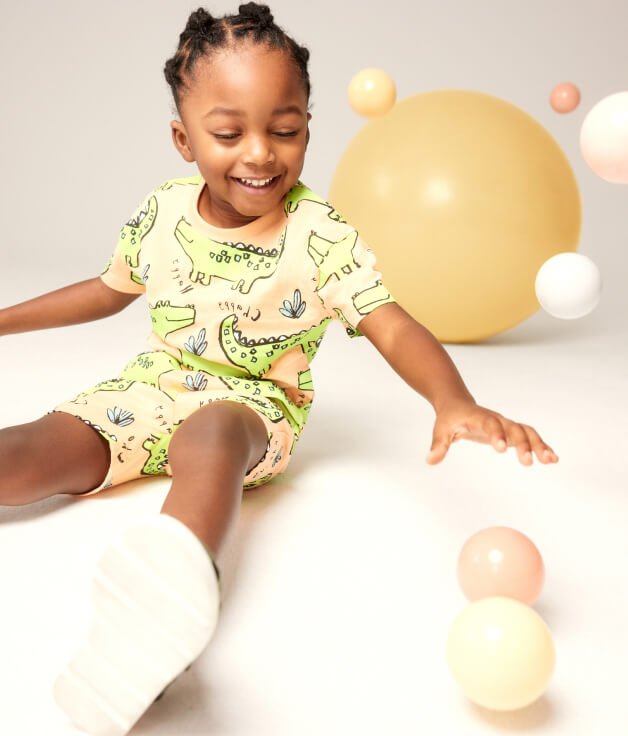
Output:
[232, 175, 281, 190]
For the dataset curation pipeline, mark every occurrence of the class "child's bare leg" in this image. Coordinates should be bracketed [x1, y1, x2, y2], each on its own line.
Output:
[160, 401, 268, 565]
[53, 401, 267, 732]
[0, 412, 110, 505]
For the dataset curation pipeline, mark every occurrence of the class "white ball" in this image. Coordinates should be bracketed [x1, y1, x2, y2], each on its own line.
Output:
[535, 253, 602, 319]
[580, 91, 628, 183]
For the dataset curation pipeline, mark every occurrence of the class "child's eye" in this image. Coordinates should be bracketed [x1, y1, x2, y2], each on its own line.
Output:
[213, 131, 299, 141]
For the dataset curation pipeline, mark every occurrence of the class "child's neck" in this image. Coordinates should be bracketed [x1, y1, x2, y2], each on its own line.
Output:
[199, 185, 284, 231]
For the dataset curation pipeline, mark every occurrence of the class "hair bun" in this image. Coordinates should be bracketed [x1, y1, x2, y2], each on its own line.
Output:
[186, 8, 216, 34]
[238, 3, 274, 28]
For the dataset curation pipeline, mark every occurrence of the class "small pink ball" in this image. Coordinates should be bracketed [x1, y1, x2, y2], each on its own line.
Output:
[550, 82, 581, 114]
[457, 526, 545, 605]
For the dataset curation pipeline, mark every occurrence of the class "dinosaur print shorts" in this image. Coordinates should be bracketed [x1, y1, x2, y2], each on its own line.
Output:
[49, 350, 296, 495]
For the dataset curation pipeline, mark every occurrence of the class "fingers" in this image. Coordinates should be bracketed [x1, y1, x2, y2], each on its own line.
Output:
[483, 415, 508, 453]
[480, 415, 533, 465]
[505, 422, 534, 465]
[476, 413, 559, 466]
[499, 420, 559, 465]
[520, 423, 559, 464]
[426, 431, 454, 465]
[426, 411, 559, 467]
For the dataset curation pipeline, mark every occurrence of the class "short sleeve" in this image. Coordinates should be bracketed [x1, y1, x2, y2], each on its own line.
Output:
[99, 187, 159, 294]
[311, 222, 396, 338]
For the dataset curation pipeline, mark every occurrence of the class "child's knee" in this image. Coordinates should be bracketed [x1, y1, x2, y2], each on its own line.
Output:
[169, 402, 262, 471]
[22, 413, 110, 495]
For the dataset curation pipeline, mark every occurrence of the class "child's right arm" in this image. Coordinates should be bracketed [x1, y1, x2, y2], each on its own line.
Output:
[0, 278, 140, 336]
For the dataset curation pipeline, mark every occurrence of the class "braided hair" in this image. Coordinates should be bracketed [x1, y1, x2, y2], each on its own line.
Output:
[164, 3, 311, 115]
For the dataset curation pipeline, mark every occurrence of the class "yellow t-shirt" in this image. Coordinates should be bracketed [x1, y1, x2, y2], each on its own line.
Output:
[100, 175, 396, 436]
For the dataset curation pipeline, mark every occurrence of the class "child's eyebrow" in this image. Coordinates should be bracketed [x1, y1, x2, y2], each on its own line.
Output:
[204, 105, 304, 118]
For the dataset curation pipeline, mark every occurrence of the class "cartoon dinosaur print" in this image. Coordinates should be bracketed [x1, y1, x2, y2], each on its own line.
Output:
[181, 350, 249, 379]
[130, 272, 144, 287]
[175, 217, 286, 294]
[216, 375, 290, 424]
[297, 368, 313, 391]
[352, 280, 394, 315]
[120, 351, 182, 389]
[161, 357, 309, 435]
[71, 379, 135, 402]
[333, 307, 359, 338]
[271, 448, 282, 468]
[101, 256, 113, 277]
[141, 432, 170, 475]
[225, 393, 284, 425]
[307, 230, 361, 291]
[149, 301, 196, 341]
[157, 177, 199, 191]
[244, 473, 273, 489]
[69, 415, 118, 444]
[219, 314, 332, 377]
[284, 183, 346, 222]
[118, 195, 158, 269]
[101, 259, 144, 287]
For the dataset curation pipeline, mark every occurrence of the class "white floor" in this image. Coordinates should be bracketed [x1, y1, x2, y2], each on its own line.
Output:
[1, 287, 626, 735]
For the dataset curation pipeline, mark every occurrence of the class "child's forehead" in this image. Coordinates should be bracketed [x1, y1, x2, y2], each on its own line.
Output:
[193, 45, 301, 95]
[186, 51, 307, 121]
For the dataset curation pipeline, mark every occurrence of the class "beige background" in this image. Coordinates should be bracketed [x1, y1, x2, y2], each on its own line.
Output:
[2, 0, 627, 326]
[1, 1, 627, 734]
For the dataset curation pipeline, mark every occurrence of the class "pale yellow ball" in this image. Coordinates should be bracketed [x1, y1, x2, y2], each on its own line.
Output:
[347, 68, 397, 117]
[446, 597, 555, 711]
[330, 90, 581, 342]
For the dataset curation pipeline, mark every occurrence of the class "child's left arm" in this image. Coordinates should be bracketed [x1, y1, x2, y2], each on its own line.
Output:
[358, 303, 559, 466]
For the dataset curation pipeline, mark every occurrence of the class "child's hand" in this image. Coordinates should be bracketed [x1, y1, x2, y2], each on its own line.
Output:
[426, 400, 559, 466]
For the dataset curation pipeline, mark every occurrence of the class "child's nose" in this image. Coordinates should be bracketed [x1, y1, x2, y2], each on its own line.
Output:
[242, 136, 276, 166]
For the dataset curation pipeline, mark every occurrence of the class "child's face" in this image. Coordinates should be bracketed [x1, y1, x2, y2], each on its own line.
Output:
[171, 42, 311, 229]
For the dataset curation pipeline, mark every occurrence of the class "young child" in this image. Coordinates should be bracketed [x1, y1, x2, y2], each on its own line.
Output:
[0, 3, 558, 734]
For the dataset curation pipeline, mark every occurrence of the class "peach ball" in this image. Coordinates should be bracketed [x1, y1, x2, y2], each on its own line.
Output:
[348, 68, 396, 117]
[457, 526, 545, 605]
[550, 82, 581, 113]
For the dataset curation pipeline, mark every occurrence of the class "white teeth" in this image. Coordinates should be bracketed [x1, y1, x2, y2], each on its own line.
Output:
[238, 176, 276, 187]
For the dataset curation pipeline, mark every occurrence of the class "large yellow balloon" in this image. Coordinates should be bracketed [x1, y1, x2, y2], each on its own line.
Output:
[446, 597, 555, 711]
[329, 90, 581, 342]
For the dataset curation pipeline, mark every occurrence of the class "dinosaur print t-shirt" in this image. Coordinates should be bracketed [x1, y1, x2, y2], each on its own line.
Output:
[100, 175, 396, 438]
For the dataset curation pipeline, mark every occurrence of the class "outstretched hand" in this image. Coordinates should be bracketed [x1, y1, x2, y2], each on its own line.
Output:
[426, 400, 559, 466]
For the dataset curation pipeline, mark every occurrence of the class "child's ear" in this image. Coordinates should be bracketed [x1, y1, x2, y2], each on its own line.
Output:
[170, 119, 195, 163]
[306, 127, 310, 147]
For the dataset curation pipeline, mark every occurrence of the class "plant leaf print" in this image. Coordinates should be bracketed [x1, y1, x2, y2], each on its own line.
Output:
[184, 373, 208, 391]
[184, 328, 208, 356]
[107, 406, 135, 427]
[279, 289, 306, 318]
